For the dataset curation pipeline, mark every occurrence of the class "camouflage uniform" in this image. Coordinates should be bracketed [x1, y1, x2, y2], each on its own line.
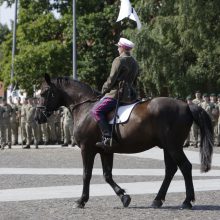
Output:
[9, 102, 19, 145]
[0, 105, 6, 148]
[40, 123, 49, 144]
[47, 112, 57, 144]
[0, 99, 12, 149]
[19, 99, 28, 145]
[217, 95, 220, 146]
[209, 94, 219, 146]
[60, 106, 75, 147]
[24, 98, 40, 148]
[54, 110, 62, 144]
[191, 97, 203, 147]
[184, 96, 194, 147]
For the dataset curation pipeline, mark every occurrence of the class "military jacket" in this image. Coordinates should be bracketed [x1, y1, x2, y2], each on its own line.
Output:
[192, 98, 202, 106]
[25, 103, 37, 123]
[20, 104, 27, 122]
[102, 52, 139, 104]
[10, 103, 18, 123]
[61, 106, 73, 124]
[200, 101, 213, 119]
[1, 104, 12, 122]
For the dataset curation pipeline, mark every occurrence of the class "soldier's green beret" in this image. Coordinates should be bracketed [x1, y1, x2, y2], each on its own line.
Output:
[217, 94, 220, 98]
[210, 93, 216, 97]
[195, 90, 201, 94]
[203, 93, 208, 97]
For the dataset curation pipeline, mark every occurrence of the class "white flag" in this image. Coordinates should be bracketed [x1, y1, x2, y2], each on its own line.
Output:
[116, 0, 142, 30]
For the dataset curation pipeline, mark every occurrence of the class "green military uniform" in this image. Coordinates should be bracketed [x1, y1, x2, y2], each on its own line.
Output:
[102, 52, 139, 103]
[47, 112, 57, 144]
[217, 94, 220, 146]
[55, 110, 62, 144]
[19, 100, 27, 145]
[24, 99, 40, 148]
[209, 93, 219, 146]
[40, 122, 49, 144]
[191, 97, 203, 147]
[0, 105, 6, 148]
[0, 99, 12, 149]
[184, 96, 193, 147]
[200, 101, 212, 116]
[10, 102, 19, 145]
[60, 106, 75, 147]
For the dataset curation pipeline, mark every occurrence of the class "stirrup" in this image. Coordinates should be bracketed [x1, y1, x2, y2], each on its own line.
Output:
[96, 137, 118, 148]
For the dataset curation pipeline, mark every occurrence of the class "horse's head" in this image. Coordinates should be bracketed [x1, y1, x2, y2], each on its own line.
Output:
[35, 74, 63, 124]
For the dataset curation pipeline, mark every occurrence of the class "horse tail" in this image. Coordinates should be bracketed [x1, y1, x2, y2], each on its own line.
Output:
[188, 104, 213, 172]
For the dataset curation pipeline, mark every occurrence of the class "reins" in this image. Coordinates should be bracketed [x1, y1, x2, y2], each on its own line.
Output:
[69, 97, 99, 112]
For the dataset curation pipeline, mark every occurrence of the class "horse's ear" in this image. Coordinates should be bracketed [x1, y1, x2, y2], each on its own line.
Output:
[44, 74, 52, 86]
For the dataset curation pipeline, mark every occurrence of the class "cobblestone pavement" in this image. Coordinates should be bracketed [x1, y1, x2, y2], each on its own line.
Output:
[0, 146, 220, 220]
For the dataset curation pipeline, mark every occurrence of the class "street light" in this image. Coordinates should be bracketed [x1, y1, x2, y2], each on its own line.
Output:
[11, 0, 18, 85]
[72, 0, 77, 80]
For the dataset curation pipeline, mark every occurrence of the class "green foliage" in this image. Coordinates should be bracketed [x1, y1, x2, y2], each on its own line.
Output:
[125, 0, 220, 97]
[1, 0, 220, 97]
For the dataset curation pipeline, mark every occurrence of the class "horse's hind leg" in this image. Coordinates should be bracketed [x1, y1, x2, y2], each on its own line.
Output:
[100, 153, 131, 207]
[168, 149, 195, 209]
[152, 149, 178, 208]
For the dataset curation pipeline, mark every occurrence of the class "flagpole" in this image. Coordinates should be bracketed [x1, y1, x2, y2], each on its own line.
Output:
[72, 0, 77, 80]
[11, 0, 18, 87]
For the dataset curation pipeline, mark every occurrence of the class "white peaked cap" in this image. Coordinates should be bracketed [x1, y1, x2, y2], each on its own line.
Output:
[117, 38, 134, 50]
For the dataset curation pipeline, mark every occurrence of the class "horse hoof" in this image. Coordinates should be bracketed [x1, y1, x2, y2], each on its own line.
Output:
[72, 201, 85, 209]
[180, 201, 192, 210]
[151, 200, 163, 208]
[121, 195, 131, 207]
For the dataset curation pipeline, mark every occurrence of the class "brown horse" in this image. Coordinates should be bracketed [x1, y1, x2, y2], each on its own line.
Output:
[35, 74, 213, 209]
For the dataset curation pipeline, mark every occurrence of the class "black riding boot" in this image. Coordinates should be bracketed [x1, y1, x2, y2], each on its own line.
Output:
[96, 120, 118, 148]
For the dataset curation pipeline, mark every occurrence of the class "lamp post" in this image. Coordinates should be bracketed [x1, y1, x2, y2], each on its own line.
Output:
[10, 0, 18, 88]
[72, 0, 77, 80]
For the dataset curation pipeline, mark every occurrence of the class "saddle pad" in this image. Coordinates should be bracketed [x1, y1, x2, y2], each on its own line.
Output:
[109, 101, 140, 124]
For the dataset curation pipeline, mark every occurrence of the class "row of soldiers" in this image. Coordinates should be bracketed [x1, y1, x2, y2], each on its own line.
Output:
[185, 91, 220, 147]
[0, 96, 76, 149]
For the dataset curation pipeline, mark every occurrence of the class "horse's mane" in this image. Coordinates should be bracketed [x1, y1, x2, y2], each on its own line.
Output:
[52, 76, 101, 97]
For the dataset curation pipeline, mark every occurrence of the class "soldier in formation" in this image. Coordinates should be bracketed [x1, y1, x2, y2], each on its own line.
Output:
[2, 91, 220, 149]
[0, 97, 12, 149]
[0, 96, 76, 149]
[185, 92, 220, 147]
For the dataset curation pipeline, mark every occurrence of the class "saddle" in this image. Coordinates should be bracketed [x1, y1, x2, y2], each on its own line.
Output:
[107, 99, 146, 124]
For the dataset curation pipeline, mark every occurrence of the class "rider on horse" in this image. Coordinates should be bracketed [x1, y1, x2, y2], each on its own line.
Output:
[91, 37, 139, 149]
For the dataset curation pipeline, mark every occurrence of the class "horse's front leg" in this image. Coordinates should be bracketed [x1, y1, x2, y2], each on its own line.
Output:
[73, 148, 96, 208]
[100, 152, 131, 208]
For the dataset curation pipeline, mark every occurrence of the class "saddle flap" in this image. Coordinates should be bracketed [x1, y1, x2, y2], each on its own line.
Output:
[108, 101, 140, 124]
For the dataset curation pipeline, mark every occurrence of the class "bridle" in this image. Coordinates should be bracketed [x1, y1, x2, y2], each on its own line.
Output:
[38, 84, 101, 118]
[37, 86, 55, 119]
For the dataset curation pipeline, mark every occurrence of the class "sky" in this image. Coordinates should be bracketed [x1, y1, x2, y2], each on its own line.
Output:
[0, 2, 15, 29]
[0, 1, 59, 29]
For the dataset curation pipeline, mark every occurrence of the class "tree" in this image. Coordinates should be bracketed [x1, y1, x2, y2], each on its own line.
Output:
[0, 0, 71, 94]
[0, 24, 9, 63]
[1, 0, 220, 97]
[126, 0, 220, 97]
[0, 0, 121, 94]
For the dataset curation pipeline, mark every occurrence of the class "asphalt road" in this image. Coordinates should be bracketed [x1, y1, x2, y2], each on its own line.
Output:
[0, 145, 220, 220]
